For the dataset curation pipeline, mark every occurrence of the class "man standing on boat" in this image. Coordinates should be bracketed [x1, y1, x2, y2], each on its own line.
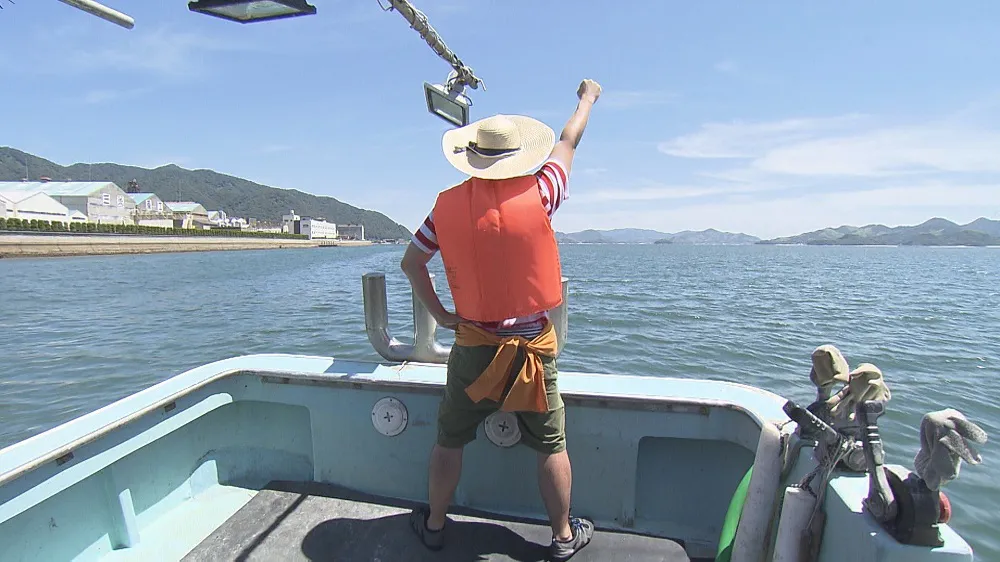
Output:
[401, 78, 602, 559]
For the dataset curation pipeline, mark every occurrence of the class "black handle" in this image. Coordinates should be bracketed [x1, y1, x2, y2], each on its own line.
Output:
[783, 399, 839, 442]
[858, 400, 897, 522]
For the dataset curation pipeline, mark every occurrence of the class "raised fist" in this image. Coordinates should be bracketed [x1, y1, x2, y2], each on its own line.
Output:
[577, 79, 602, 103]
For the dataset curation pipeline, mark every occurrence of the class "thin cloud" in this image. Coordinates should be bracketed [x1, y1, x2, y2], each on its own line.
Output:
[571, 182, 778, 204]
[259, 144, 294, 154]
[660, 109, 1000, 181]
[752, 126, 1000, 177]
[17, 24, 254, 80]
[567, 103, 1000, 235]
[557, 183, 1000, 239]
[658, 114, 867, 158]
[68, 27, 251, 78]
[600, 90, 677, 110]
[714, 60, 738, 75]
[81, 87, 151, 105]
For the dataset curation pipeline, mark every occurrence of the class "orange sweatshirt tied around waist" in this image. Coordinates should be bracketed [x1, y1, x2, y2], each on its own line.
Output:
[458, 321, 558, 413]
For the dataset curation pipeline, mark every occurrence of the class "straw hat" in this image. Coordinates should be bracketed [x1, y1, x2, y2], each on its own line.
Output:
[442, 114, 555, 180]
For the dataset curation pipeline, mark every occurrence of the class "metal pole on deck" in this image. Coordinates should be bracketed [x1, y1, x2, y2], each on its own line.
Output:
[362, 272, 570, 363]
[551, 277, 570, 356]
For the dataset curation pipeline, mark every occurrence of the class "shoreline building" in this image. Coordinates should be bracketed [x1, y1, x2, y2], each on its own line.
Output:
[0, 191, 72, 223]
[301, 218, 337, 239]
[164, 202, 210, 229]
[282, 210, 337, 239]
[281, 210, 300, 233]
[337, 224, 365, 240]
[130, 193, 174, 228]
[208, 210, 248, 229]
[0, 181, 135, 224]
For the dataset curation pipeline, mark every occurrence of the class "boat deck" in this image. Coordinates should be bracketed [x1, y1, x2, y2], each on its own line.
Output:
[182, 481, 692, 562]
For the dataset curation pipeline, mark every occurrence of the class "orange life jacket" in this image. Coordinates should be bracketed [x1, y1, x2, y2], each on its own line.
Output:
[433, 175, 563, 323]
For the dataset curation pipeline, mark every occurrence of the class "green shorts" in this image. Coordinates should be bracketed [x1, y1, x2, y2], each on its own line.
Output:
[437, 343, 566, 454]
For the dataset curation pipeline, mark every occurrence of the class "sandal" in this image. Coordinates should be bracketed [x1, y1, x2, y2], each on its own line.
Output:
[409, 506, 445, 551]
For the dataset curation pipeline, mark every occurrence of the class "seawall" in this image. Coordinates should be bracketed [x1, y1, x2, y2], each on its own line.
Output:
[0, 234, 372, 258]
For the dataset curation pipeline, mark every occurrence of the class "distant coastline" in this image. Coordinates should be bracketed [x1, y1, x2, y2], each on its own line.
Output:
[0, 234, 371, 259]
[1, 147, 412, 241]
[757, 217, 1000, 247]
[556, 228, 760, 245]
[557, 217, 1000, 247]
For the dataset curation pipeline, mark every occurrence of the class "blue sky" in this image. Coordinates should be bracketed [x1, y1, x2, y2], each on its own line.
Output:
[3, 1, 1000, 238]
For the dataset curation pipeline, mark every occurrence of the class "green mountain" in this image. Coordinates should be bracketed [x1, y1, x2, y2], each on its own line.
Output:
[557, 227, 759, 245]
[962, 217, 1000, 237]
[0, 147, 412, 240]
[760, 218, 1000, 246]
[668, 228, 760, 245]
[589, 228, 673, 243]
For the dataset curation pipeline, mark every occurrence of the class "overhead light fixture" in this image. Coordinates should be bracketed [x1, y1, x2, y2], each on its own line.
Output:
[188, 0, 316, 23]
[424, 71, 473, 128]
[424, 83, 470, 127]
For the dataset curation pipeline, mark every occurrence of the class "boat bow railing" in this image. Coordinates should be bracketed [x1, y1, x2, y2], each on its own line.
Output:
[362, 272, 569, 363]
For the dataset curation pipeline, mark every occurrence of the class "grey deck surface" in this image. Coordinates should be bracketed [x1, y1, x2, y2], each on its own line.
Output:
[183, 480, 690, 561]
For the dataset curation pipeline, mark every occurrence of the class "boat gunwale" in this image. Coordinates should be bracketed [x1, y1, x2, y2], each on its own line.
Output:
[0, 368, 241, 487]
[0, 356, 788, 489]
[257, 368, 754, 418]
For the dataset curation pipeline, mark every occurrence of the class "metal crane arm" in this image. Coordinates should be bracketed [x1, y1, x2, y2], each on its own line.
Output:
[383, 0, 482, 91]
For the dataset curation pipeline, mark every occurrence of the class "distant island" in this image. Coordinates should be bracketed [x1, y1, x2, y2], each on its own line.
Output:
[557, 228, 760, 245]
[557, 218, 1000, 247]
[0, 147, 412, 241]
[758, 217, 1000, 247]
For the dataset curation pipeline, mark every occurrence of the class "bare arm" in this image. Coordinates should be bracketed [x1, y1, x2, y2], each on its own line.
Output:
[549, 79, 602, 175]
[400, 242, 462, 329]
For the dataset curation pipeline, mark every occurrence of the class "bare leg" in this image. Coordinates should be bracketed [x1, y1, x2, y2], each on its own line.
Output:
[427, 444, 464, 530]
[538, 450, 573, 540]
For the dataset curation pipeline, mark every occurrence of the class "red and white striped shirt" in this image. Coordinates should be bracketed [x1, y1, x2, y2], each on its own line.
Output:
[412, 159, 569, 337]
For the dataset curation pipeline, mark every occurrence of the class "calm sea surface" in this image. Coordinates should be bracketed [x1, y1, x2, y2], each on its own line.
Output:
[1, 244, 998, 558]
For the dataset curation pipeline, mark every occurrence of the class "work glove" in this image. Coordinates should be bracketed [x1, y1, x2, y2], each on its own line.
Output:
[914, 409, 988, 491]
[827, 363, 891, 421]
[809, 344, 850, 390]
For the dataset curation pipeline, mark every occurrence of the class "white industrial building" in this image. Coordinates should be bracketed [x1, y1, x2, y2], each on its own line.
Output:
[208, 210, 248, 229]
[301, 218, 337, 239]
[130, 193, 174, 228]
[164, 202, 210, 229]
[0, 181, 135, 224]
[0, 193, 13, 218]
[281, 210, 301, 232]
[281, 210, 337, 239]
[337, 224, 365, 240]
[0, 191, 73, 223]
